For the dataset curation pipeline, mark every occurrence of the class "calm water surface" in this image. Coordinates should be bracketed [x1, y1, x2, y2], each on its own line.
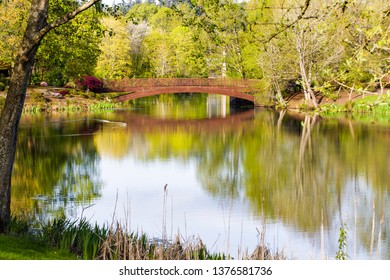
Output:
[13, 94, 390, 259]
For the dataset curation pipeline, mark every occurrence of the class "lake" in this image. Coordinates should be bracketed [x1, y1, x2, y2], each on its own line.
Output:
[12, 93, 390, 259]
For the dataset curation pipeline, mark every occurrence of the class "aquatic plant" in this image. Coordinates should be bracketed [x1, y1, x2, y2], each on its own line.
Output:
[40, 217, 109, 260]
[335, 225, 348, 260]
[31, 92, 45, 103]
[88, 101, 116, 111]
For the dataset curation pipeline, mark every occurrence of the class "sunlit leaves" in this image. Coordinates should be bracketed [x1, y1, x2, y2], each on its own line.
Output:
[95, 16, 132, 79]
[0, 0, 30, 63]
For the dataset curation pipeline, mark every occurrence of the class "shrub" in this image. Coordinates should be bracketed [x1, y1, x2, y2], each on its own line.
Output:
[59, 89, 70, 97]
[31, 92, 45, 103]
[0, 82, 5, 91]
[64, 81, 76, 88]
[76, 76, 103, 93]
[89, 91, 96, 98]
[0, 74, 8, 86]
[80, 92, 89, 99]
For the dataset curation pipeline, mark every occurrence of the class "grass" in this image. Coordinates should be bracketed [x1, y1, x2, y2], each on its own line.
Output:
[88, 101, 117, 111]
[319, 94, 390, 124]
[0, 216, 76, 260]
[0, 235, 76, 260]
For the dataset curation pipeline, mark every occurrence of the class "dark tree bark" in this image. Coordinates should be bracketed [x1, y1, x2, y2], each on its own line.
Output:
[0, 0, 100, 233]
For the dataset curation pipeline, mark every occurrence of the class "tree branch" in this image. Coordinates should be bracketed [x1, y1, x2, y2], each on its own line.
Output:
[260, 0, 312, 43]
[34, 0, 101, 43]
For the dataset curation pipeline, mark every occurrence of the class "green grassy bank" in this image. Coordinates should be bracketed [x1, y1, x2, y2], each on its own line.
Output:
[0, 234, 76, 260]
[0, 217, 284, 260]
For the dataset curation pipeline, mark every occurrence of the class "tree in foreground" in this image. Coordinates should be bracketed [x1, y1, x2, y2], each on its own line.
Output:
[0, 0, 101, 233]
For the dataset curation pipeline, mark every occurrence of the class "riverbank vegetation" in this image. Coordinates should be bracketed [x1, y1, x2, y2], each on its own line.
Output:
[1, 0, 388, 111]
[19, 86, 119, 113]
[0, 216, 284, 260]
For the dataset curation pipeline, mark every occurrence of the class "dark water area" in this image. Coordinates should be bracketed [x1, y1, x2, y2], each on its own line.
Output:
[12, 93, 390, 259]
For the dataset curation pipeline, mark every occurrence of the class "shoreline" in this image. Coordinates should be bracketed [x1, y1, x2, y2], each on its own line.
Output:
[1, 86, 389, 115]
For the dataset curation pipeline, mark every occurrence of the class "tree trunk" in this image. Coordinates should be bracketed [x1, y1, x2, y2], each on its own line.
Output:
[0, 58, 36, 231]
[295, 29, 318, 108]
[0, 0, 99, 233]
[0, 0, 48, 233]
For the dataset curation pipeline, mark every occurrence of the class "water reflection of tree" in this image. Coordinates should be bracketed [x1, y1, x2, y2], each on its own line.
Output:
[197, 128, 245, 198]
[100, 108, 390, 257]
[12, 116, 102, 219]
[129, 93, 209, 120]
[243, 112, 390, 256]
[329, 120, 390, 258]
[116, 110, 256, 198]
[297, 115, 315, 176]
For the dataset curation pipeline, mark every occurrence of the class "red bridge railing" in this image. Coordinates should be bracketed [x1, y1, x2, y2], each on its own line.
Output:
[105, 78, 258, 92]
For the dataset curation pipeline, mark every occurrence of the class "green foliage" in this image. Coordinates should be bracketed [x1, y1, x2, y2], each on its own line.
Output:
[350, 95, 390, 114]
[320, 94, 390, 115]
[343, 100, 355, 112]
[125, 2, 159, 24]
[0, 82, 5, 91]
[0, 74, 8, 86]
[7, 216, 31, 236]
[33, 0, 103, 86]
[95, 16, 132, 79]
[333, 0, 389, 90]
[23, 217, 101, 259]
[0, 0, 29, 63]
[30, 92, 45, 103]
[336, 225, 348, 260]
[0, 215, 76, 259]
[88, 101, 116, 111]
[40, 217, 108, 260]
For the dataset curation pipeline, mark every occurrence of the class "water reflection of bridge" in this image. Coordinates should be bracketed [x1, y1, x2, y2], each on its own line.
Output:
[118, 109, 256, 133]
[107, 78, 257, 103]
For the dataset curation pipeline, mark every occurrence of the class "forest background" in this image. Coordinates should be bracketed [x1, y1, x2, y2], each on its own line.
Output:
[0, 0, 389, 108]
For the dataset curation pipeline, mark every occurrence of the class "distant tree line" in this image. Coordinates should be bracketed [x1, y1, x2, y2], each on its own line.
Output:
[1, 0, 389, 106]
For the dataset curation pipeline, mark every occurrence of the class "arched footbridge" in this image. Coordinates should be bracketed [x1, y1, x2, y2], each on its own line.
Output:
[107, 78, 258, 103]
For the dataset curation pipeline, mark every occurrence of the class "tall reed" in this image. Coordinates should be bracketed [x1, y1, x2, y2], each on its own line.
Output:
[99, 223, 224, 260]
[98, 222, 285, 260]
